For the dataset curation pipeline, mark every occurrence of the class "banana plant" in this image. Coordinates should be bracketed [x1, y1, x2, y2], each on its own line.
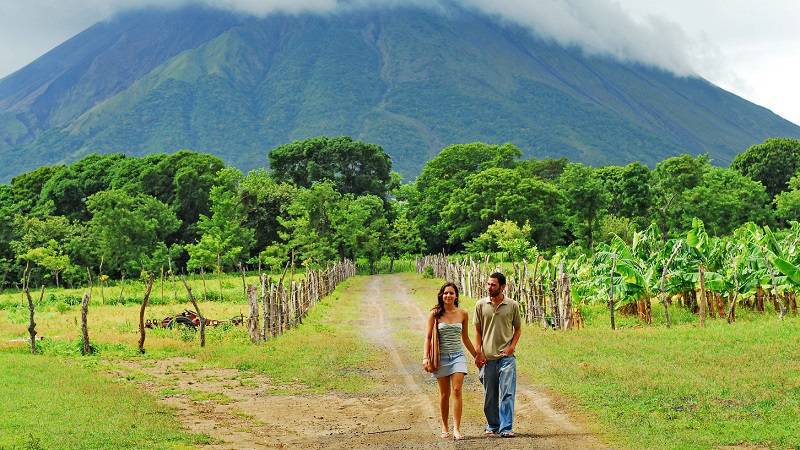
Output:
[746, 223, 790, 318]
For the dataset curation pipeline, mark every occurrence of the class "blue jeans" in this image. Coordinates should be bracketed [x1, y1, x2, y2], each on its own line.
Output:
[479, 356, 516, 433]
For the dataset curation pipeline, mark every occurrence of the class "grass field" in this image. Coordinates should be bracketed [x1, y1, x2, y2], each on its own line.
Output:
[3, 271, 800, 448]
[0, 352, 208, 449]
[398, 273, 800, 449]
[0, 271, 300, 311]
[0, 274, 382, 448]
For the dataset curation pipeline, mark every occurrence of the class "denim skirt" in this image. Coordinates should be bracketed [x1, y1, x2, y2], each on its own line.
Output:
[434, 351, 468, 378]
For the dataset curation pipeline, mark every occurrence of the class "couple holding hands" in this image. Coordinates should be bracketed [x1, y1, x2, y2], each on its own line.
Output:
[422, 272, 522, 440]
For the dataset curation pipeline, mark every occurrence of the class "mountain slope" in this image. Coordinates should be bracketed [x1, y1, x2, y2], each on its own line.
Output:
[0, 5, 798, 180]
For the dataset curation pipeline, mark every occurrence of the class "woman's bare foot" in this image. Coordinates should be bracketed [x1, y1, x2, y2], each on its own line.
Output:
[440, 431, 450, 439]
[453, 430, 464, 440]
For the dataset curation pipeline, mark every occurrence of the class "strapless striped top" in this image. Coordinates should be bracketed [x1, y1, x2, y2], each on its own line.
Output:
[437, 322, 463, 354]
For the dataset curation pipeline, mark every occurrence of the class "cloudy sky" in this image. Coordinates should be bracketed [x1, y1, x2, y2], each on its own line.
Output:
[1, 0, 798, 125]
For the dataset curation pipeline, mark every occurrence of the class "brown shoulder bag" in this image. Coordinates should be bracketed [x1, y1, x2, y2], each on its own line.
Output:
[423, 318, 440, 373]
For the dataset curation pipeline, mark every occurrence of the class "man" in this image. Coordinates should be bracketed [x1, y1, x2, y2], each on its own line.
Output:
[474, 272, 522, 438]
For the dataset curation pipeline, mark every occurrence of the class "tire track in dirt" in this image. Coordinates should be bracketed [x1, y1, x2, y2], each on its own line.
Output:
[385, 274, 607, 448]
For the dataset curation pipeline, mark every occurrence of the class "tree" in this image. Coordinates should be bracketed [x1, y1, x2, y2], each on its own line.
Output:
[410, 142, 521, 252]
[86, 190, 180, 276]
[333, 194, 388, 273]
[37, 153, 127, 220]
[279, 182, 342, 266]
[650, 154, 711, 239]
[239, 169, 297, 251]
[466, 220, 535, 261]
[268, 136, 393, 198]
[386, 202, 425, 269]
[19, 244, 70, 288]
[596, 163, 651, 227]
[517, 157, 568, 181]
[774, 174, 800, 223]
[442, 167, 565, 249]
[560, 163, 610, 251]
[11, 215, 80, 287]
[679, 167, 772, 235]
[731, 138, 800, 198]
[10, 165, 65, 214]
[186, 169, 255, 291]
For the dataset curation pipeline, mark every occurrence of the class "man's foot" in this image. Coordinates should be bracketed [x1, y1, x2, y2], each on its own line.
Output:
[453, 430, 464, 440]
[499, 431, 515, 438]
[484, 429, 497, 436]
[440, 431, 450, 439]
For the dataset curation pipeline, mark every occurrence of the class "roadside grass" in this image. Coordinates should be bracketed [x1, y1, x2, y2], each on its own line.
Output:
[0, 276, 380, 394]
[406, 273, 800, 448]
[193, 276, 381, 393]
[519, 316, 800, 449]
[0, 352, 209, 449]
[0, 270, 299, 310]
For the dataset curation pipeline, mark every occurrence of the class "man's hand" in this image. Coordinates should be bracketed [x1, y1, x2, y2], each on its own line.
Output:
[501, 346, 515, 356]
[475, 350, 486, 368]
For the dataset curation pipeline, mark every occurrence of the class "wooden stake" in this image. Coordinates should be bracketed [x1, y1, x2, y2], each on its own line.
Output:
[247, 284, 259, 343]
[81, 291, 91, 355]
[138, 275, 155, 354]
[181, 276, 205, 347]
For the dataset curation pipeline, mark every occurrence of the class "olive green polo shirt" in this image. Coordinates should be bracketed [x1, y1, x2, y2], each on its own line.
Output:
[475, 296, 521, 361]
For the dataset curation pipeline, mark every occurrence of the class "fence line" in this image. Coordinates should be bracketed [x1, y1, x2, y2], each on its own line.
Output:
[246, 259, 356, 342]
[416, 255, 577, 330]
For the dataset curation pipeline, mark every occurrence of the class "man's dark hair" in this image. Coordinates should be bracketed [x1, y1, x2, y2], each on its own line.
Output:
[490, 272, 506, 286]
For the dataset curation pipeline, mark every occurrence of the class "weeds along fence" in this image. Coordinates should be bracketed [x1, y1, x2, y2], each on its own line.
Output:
[245, 259, 357, 343]
[416, 254, 576, 330]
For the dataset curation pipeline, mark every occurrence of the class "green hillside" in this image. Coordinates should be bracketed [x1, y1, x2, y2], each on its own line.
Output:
[0, 5, 798, 180]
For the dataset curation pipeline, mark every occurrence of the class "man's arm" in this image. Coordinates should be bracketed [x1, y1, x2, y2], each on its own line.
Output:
[503, 303, 523, 356]
[503, 325, 522, 356]
[474, 304, 486, 367]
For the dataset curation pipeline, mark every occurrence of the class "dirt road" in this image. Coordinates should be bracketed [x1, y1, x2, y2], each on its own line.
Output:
[112, 274, 606, 449]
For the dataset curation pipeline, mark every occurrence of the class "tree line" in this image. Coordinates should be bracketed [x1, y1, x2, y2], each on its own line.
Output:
[1, 135, 799, 288]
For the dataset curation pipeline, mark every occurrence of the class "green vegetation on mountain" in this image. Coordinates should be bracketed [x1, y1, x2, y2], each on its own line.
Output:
[0, 6, 798, 182]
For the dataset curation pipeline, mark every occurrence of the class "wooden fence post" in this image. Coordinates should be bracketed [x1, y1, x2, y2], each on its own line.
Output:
[181, 276, 206, 347]
[80, 291, 91, 355]
[138, 275, 155, 354]
[247, 284, 260, 343]
[260, 274, 269, 340]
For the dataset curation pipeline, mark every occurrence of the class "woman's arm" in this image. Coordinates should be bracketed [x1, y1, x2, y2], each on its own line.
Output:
[460, 310, 477, 358]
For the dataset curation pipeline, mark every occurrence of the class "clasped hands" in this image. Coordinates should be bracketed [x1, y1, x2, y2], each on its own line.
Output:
[474, 346, 515, 368]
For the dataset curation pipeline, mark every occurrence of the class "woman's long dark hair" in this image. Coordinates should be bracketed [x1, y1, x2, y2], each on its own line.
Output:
[432, 282, 459, 319]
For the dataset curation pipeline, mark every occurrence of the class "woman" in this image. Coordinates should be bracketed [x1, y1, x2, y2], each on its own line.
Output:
[423, 282, 478, 440]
